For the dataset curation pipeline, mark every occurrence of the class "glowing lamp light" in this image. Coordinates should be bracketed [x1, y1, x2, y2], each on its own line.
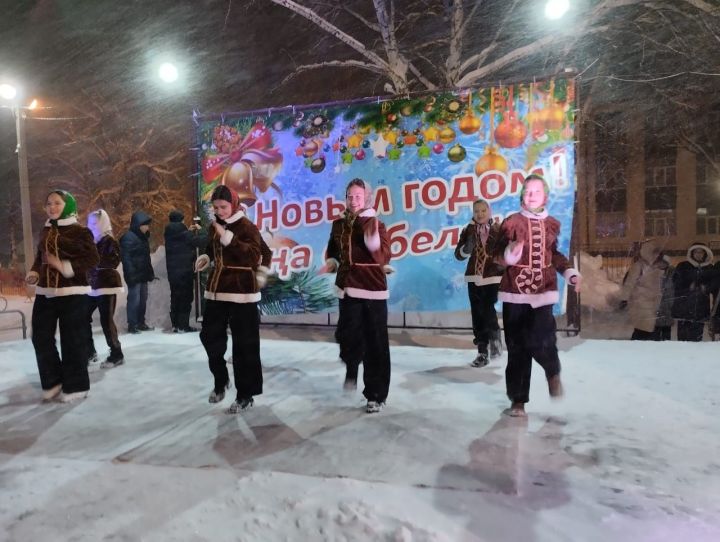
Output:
[0, 83, 17, 100]
[158, 62, 178, 83]
[544, 0, 570, 19]
[28, 99, 38, 109]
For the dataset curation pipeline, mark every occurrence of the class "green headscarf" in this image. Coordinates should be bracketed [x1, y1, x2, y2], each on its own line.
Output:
[49, 190, 77, 219]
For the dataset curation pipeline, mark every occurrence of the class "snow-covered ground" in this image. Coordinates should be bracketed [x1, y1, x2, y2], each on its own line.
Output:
[2, 327, 720, 541]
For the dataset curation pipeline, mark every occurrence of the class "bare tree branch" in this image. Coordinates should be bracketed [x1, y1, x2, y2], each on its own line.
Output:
[278, 59, 387, 88]
[267, 0, 390, 71]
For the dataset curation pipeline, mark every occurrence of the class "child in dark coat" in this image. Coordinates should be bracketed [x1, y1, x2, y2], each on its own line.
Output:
[86, 209, 125, 367]
[454, 199, 504, 367]
[26, 190, 99, 402]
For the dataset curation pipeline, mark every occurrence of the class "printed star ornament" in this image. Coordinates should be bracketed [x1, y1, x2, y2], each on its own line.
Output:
[369, 134, 390, 158]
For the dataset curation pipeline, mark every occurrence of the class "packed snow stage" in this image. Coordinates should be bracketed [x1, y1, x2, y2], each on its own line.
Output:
[1, 326, 719, 541]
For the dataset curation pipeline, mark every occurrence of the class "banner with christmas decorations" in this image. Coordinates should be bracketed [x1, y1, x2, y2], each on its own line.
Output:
[195, 78, 576, 315]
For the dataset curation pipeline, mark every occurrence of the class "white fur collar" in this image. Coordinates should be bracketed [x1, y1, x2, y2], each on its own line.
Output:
[45, 216, 78, 227]
[359, 208, 376, 217]
[224, 209, 246, 224]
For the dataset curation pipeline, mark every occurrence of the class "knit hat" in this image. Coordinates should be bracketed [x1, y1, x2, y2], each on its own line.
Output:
[87, 209, 112, 242]
[519, 174, 550, 207]
[211, 185, 242, 215]
[49, 189, 77, 219]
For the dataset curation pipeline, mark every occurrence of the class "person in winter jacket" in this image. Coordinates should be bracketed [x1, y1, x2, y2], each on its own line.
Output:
[619, 239, 670, 340]
[493, 174, 581, 418]
[325, 178, 392, 414]
[671, 243, 717, 341]
[25, 190, 99, 403]
[164, 209, 207, 332]
[655, 255, 675, 341]
[120, 211, 155, 333]
[86, 209, 125, 367]
[195, 185, 265, 414]
[454, 199, 504, 368]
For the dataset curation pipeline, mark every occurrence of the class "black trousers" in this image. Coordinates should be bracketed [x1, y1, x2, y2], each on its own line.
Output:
[337, 296, 391, 402]
[200, 300, 263, 399]
[87, 294, 122, 354]
[32, 294, 90, 393]
[169, 277, 194, 328]
[631, 326, 671, 341]
[468, 282, 500, 354]
[677, 320, 705, 342]
[502, 303, 560, 404]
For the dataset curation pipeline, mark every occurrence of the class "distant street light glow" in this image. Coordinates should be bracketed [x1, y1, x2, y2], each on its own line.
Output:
[0, 83, 17, 100]
[158, 62, 179, 83]
[545, 0, 570, 19]
[28, 99, 38, 110]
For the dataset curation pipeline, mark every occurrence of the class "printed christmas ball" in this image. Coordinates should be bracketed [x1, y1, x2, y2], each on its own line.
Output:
[458, 111, 481, 134]
[302, 140, 320, 157]
[494, 115, 527, 148]
[474, 147, 508, 174]
[447, 143, 467, 162]
[439, 127, 456, 144]
[310, 156, 326, 173]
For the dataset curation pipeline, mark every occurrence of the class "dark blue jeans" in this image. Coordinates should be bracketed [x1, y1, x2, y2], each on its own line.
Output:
[126, 282, 148, 328]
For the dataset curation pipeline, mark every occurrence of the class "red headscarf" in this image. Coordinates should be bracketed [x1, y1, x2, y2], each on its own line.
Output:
[210, 185, 242, 215]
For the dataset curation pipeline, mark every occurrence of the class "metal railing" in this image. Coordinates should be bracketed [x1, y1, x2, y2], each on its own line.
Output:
[0, 294, 28, 339]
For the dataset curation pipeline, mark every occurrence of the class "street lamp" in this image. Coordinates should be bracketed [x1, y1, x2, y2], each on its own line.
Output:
[0, 83, 35, 276]
[545, 0, 570, 20]
[158, 62, 179, 83]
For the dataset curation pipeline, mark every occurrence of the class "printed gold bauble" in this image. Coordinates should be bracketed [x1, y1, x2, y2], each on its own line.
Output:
[539, 104, 565, 130]
[439, 127, 456, 144]
[221, 162, 257, 205]
[458, 110, 481, 135]
[474, 147, 508, 175]
[447, 143, 466, 163]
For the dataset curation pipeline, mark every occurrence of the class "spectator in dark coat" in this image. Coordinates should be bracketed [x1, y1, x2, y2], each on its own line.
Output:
[120, 211, 155, 333]
[672, 243, 717, 341]
[164, 209, 207, 332]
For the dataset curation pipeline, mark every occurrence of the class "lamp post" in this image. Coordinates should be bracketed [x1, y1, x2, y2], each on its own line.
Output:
[1, 83, 35, 275]
[15, 104, 34, 276]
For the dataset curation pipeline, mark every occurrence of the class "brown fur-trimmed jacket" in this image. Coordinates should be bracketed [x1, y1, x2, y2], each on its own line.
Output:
[325, 209, 392, 300]
[29, 217, 100, 297]
[494, 209, 579, 308]
[197, 209, 263, 303]
[454, 220, 503, 285]
[88, 235, 124, 296]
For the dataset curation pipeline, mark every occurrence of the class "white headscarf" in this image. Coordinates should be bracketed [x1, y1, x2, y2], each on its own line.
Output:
[88, 209, 113, 243]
